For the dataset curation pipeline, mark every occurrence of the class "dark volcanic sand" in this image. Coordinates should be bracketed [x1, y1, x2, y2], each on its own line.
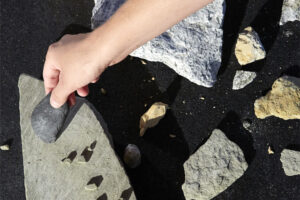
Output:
[1, 0, 300, 199]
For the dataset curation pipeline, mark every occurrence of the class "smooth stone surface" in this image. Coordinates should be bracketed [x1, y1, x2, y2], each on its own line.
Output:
[182, 129, 248, 200]
[18, 74, 136, 200]
[31, 93, 68, 143]
[235, 27, 266, 65]
[92, 0, 226, 87]
[123, 144, 141, 169]
[280, 149, 300, 176]
[254, 76, 300, 120]
[280, 0, 300, 25]
[232, 70, 257, 90]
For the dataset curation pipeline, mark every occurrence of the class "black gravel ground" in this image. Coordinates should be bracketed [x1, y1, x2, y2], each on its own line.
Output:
[1, 0, 300, 200]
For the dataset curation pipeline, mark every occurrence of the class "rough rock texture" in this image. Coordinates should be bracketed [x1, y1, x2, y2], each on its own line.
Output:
[123, 144, 141, 168]
[254, 76, 300, 120]
[31, 93, 68, 143]
[182, 129, 248, 200]
[235, 27, 266, 65]
[280, 0, 300, 25]
[18, 74, 136, 200]
[92, 0, 226, 87]
[280, 149, 300, 176]
[139, 102, 168, 136]
[232, 70, 257, 90]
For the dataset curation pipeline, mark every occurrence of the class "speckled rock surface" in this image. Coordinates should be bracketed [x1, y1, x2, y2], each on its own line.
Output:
[280, 0, 300, 25]
[235, 27, 266, 65]
[182, 129, 248, 200]
[232, 70, 257, 90]
[31, 93, 68, 143]
[254, 76, 300, 120]
[18, 74, 136, 200]
[280, 149, 300, 176]
[92, 0, 226, 87]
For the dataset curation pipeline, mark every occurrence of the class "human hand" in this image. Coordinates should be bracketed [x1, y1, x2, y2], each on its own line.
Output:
[43, 33, 111, 108]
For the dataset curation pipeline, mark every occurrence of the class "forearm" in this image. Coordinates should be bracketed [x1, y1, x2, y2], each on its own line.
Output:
[90, 0, 213, 64]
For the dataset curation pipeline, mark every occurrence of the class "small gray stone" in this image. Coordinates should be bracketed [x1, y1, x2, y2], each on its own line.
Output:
[182, 129, 248, 200]
[31, 93, 68, 143]
[242, 119, 252, 132]
[123, 144, 141, 168]
[232, 70, 257, 90]
[92, 0, 226, 87]
[280, 0, 300, 25]
[280, 149, 300, 176]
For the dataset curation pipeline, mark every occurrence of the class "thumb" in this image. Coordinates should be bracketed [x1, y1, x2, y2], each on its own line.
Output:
[50, 81, 71, 108]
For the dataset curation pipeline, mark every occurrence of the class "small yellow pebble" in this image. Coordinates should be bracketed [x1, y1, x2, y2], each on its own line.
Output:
[268, 146, 274, 154]
[141, 60, 147, 65]
[0, 144, 10, 151]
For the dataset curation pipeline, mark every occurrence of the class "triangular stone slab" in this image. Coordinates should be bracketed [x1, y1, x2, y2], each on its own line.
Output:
[18, 74, 136, 200]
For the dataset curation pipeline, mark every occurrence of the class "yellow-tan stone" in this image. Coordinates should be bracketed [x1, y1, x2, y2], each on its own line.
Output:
[254, 76, 300, 120]
[235, 27, 266, 65]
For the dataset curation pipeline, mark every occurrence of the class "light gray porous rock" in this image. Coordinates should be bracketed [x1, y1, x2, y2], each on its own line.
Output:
[182, 129, 248, 200]
[232, 70, 257, 90]
[18, 74, 136, 200]
[92, 0, 226, 87]
[280, 0, 300, 25]
[31, 93, 68, 143]
[280, 149, 300, 176]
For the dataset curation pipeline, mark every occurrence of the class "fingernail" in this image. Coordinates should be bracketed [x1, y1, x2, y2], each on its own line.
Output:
[51, 100, 60, 108]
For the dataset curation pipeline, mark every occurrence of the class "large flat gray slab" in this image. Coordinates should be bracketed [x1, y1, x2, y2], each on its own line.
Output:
[91, 0, 225, 87]
[18, 74, 135, 200]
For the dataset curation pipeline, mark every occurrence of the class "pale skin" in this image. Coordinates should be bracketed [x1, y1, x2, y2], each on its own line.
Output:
[44, 0, 213, 108]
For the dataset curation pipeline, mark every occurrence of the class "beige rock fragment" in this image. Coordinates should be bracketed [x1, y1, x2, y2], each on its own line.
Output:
[0, 144, 10, 151]
[100, 88, 106, 95]
[139, 102, 168, 136]
[235, 27, 266, 65]
[254, 76, 300, 120]
[268, 146, 274, 154]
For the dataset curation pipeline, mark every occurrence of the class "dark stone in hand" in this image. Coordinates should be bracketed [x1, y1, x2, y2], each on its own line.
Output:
[31, 93, 68, 143]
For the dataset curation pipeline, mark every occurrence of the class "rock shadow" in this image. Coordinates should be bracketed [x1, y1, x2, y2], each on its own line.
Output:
[86, 59, 189, 199]
[1, 138, 14, 147]
[217, 111, 256, 164]
[97, 193, 107, 200]
[281, 65, 300, 78]
[61, 150, 77, 163]
[285, 144, 300, 152]
[120, 187, 134, 200]
[250, 0, 284, 52]
[87, 175, 103, 188]
[218, 0, 250, 75]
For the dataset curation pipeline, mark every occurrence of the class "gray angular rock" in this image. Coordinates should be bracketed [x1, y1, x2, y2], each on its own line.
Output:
[92, 0, 226, 87]
[232, 70, 257, 90]
[31, 93, 68, 143]
[182, 129, 248, 200]
[280, 0, 300, 25]
[280, 149, 300, 176]
[18, 74, 136, 200]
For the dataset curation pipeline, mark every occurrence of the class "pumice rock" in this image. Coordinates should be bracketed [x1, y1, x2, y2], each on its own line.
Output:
[31, 93, 68, 143]
[254, 76, 300, 120]
[280, 0, 300, 25]
[280, 149, 300, 176]
[235, 27, 266, 65]
[182, 129, 248, 200]
[92, 0, 226, 87]
[232, 70, 257, 90]
[139, 102, 168, 136]
[123, 144, 141, 168]
[18, 74, 136, 200]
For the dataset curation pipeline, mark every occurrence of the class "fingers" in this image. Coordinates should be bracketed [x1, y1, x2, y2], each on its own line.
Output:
[43, 45, 60, 94]
[77, 85, 89, 97]
[50, 81, 71, 108]
[68, 92, 76, 107]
